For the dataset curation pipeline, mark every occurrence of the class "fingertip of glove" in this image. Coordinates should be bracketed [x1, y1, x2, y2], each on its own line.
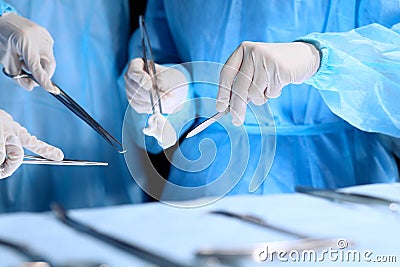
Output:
[216, 101, 228, 112]
[51, 148, 64, 161]
[252, 96, 268, 106]
[231, 112, 244, 126]
[131, 57, 145, 66]
[26, 85, 35, 92]
[18, 79, 35, 91]
[0, 169, 12, 179]
[128, 58, 146, 75]
[47, 84, 60, 95]
[38, 78, 59, 94]
[232, 119, 243, 126]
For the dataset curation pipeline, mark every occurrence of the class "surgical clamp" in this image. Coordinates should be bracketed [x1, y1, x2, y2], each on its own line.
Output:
[139, 15, 163, 114]
[2, 68, 126, 153]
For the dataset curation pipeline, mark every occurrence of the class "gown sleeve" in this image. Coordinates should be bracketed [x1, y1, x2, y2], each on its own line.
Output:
[299, 22, 400, 137]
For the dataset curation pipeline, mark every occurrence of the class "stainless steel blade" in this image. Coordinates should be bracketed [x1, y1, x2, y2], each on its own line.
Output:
[186, 108, 230, 138]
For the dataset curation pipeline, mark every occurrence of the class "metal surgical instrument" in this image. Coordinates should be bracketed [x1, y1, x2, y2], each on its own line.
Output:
[22, 155, 108, 166]
[186, 108, 230, 138]
[295, 185, 400, 212]
[210, 210, 309, 239]
[139, 15, 163, 114]
[0, 155, 108, 171]
[0, 236, 52, 265]
[51, 203, 190, 267]
[2, 68, 126, 153]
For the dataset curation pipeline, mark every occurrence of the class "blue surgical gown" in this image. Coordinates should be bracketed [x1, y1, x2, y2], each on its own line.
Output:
[0, 0, 143, 212]
[123, 0, 400, 201]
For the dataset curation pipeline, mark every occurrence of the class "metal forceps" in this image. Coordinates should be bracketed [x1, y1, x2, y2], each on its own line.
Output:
[139, 15, 163, 114]
[2, 68, 126, 153]
[0, 155, 107, 171]
[22, 155, 108, 166]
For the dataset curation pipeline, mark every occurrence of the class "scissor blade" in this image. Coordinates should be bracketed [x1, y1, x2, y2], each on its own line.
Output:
[186, 109, 229, 138]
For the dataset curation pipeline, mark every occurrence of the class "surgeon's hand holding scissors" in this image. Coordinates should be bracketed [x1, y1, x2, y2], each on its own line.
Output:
[0, 109, 63, 179]
[217, 41, 321, 126]
[0, 12, 59, 94]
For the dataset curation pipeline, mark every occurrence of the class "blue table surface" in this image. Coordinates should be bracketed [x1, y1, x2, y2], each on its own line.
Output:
[0, 183, 399, 267]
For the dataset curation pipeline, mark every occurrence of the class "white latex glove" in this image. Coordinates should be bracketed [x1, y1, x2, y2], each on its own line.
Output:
[217, 41, 320, 125]
[143, 112, 177, 149]
[0, 13, 58, 93]
[0, 110, 64, 179]
[125, 58, 188, 114]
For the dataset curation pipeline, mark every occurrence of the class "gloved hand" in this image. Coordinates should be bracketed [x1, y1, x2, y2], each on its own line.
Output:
[143, 112, 177, 149]
[125, 58, 188, 148]
[217, 41, 320, 125]
[0, 110, 64, 179]
[125, 58, 188, 114]
[0, 13, 58, 94]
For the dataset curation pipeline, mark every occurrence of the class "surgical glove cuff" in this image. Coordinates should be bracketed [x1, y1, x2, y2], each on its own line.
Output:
[295, 38, 329, 82]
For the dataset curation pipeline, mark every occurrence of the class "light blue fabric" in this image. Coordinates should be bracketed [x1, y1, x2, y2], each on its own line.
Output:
[301, 23, 400, 137]
[1, 183, 399, 267]
[0, 0, 15, 16]
[0, 0, 143, 212]
[123, 0, 400, 200]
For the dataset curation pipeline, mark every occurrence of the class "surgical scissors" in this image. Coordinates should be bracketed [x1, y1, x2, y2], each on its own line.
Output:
[139, 15, 163, 114]
[2, 68, 126, 153]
